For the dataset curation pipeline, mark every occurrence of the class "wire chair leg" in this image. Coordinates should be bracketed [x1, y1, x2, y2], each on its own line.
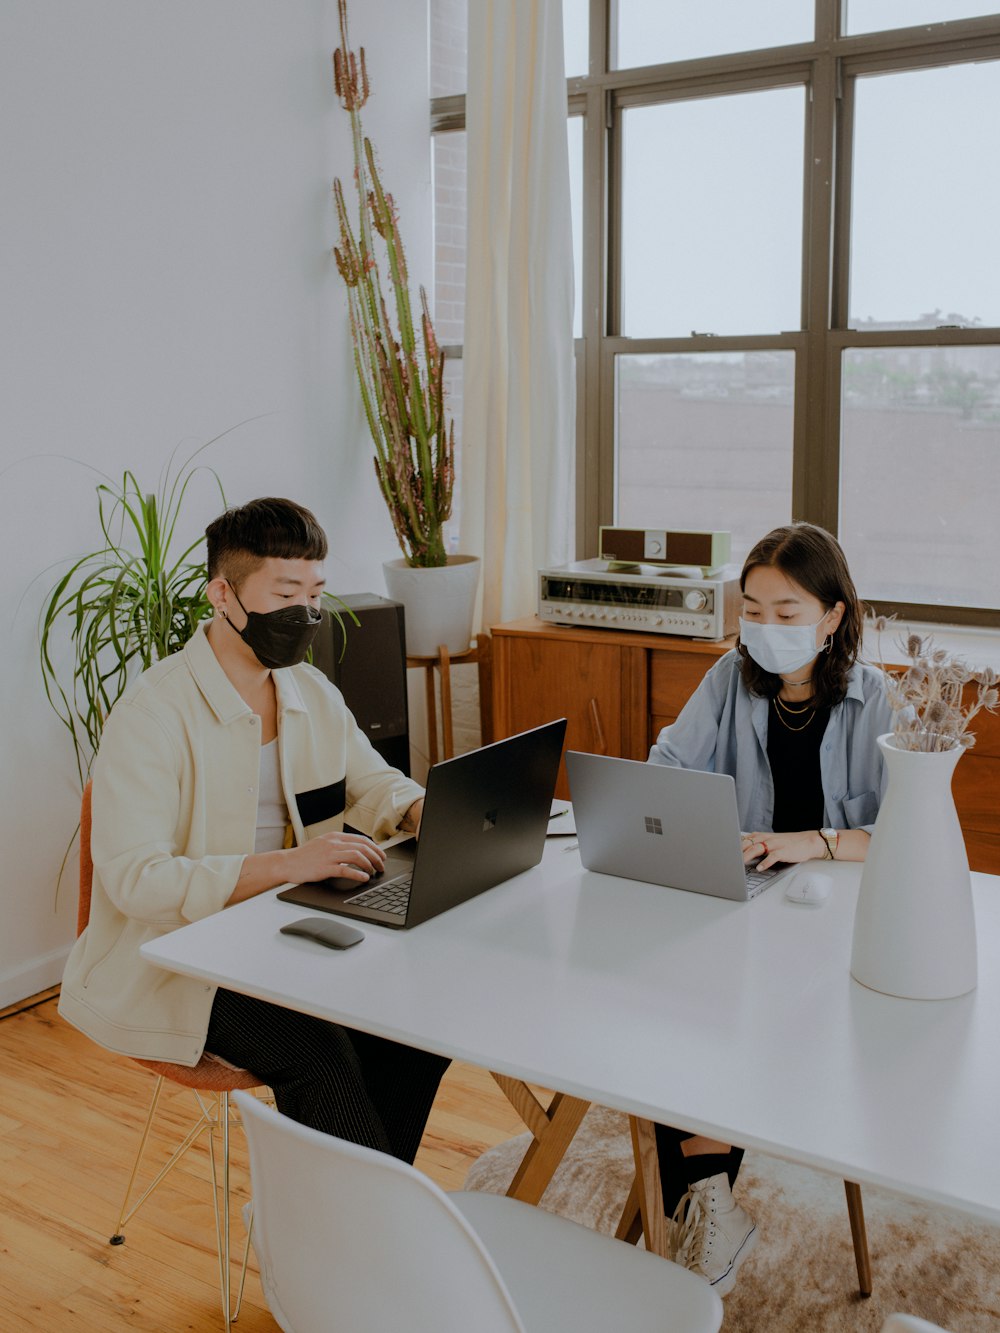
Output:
[112, 1078, 255, 1328]
[205, 1092, 252, 1328]
[112, 1081, 214, 1241]
[222, 1091, 232, 1331]
[110, 1075, 165, 1244]
[233, 1203, 254, 1323]
[206, 1096, 230, 1331]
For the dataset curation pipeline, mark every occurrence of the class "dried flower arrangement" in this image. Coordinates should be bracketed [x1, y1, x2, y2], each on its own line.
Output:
[870, 616, 999, 752]
[331, 0, 455, 568]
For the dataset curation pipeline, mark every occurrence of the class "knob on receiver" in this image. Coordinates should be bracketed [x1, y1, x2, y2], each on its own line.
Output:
[684, 589, 708, 611]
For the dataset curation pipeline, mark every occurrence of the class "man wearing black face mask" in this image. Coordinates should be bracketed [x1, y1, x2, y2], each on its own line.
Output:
[61, 498, 449, 1164]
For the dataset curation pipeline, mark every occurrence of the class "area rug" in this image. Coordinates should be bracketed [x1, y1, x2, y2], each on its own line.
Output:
[463, 1106, 1000, 1331]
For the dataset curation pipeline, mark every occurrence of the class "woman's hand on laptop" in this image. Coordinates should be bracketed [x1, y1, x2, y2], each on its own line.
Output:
[286, 831, 387, 885]
[741, 830, 824, 871]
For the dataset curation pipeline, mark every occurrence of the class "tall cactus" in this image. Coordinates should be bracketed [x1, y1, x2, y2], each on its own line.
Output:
[332, 0, 455, 568]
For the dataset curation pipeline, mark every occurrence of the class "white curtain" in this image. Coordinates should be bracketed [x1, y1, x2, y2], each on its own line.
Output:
[461, 0, 575, 630]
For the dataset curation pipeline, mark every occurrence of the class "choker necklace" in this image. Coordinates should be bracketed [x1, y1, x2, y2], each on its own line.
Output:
[772, 696, 816, 731]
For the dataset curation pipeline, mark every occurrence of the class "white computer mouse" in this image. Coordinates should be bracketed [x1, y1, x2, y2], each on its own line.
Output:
[785, 871, 833, 906]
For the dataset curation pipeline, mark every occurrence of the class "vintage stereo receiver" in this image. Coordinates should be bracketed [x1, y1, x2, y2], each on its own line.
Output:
[538, 559, 740, 640]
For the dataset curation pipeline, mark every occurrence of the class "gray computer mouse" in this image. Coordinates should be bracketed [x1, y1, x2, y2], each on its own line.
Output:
[279, 917, 365, 949]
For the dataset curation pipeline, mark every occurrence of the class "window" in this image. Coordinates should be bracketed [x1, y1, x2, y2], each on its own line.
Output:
[839, 345, 1000, 608]
[844, 1, 1000, 35]
[620, 87, 804, 338]
[849, 62, 1000, 329]
[614, 0, 811, 68]
[431, 2, 1000, 623]
[616, 351, 795, 558]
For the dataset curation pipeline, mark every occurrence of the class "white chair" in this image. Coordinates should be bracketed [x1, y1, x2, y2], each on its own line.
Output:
[881, 1317, 951, 1333]
[234, 1091, 723, 1333]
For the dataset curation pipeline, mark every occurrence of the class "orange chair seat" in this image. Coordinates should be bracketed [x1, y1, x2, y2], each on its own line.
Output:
[132, 1054, 262, 1092]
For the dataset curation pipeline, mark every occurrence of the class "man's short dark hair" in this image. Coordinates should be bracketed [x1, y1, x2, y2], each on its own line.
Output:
[206, 498, 328, 585]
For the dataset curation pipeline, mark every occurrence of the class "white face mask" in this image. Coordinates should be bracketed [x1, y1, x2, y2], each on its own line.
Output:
[739, 617, 827, 677]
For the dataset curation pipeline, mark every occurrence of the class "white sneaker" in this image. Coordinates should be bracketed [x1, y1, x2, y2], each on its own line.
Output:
[669, 1172, 757, 1297]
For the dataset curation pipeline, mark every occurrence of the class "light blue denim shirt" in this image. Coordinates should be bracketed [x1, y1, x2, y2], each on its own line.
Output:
[648, 650, 894, 834]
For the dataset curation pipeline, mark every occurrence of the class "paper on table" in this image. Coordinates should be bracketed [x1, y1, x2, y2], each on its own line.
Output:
[547, 798, 577, 836]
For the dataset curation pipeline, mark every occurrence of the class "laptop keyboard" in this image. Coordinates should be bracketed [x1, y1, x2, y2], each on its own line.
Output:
[745, 866, 777, 899]
[344, 872, 413, 917]
[346, 861, 774, 914]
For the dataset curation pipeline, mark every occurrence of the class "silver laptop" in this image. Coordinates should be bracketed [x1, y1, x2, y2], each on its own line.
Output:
[565, 750, 794, 902]
[278, 719, 567, 928]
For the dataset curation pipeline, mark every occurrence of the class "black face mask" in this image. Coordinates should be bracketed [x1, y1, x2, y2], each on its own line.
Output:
[224, 586, 322, 670]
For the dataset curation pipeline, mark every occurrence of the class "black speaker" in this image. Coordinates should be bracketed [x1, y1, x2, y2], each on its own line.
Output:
[312, 593, 410, 776]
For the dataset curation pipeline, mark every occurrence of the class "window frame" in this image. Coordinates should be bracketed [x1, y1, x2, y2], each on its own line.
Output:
[430, 0, 1000, 625]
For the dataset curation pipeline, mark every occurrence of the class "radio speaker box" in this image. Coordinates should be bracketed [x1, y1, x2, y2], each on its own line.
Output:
[598, 527, 730, 569]
[312, 593, 410, 776]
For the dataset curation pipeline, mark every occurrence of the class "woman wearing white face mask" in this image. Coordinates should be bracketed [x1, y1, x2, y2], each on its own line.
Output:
[650, 520, 892, 868]
[645, 522, 893, 1296]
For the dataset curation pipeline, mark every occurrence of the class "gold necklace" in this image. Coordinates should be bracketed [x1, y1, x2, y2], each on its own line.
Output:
[771, 697, 816, 731]
[774, 694, 813, 715]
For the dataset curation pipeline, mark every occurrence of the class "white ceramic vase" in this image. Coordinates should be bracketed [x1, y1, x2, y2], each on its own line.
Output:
[382, 554, 481, 658]
[850, 732, 977, 1000]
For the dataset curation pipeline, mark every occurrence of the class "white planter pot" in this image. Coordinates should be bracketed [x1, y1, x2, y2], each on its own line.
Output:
[851, 732, 977, 1000]
[382, 555, 481, 658]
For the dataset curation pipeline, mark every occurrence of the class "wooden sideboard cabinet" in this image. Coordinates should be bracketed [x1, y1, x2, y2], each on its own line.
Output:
[490, 617, 729, 805]
[489, 616, 1000, 875]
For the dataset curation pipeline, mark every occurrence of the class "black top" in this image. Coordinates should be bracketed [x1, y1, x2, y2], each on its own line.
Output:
[766, 698, 830, 834]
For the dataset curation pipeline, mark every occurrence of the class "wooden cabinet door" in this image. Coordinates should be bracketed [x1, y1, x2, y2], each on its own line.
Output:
[648, 648, 718, 747]
[493, 636, 627, 799]
[954, 693, 1000, 874]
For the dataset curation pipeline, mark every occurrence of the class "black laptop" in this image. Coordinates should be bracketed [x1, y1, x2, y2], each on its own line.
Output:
[277, 718, 567, 929]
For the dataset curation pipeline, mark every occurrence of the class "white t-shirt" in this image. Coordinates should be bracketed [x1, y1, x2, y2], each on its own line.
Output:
[254, 738, 289, 854]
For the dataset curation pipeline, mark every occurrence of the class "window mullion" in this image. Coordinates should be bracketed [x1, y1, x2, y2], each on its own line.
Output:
[798, 45, 840, 532]
[580, 81, 609, 559]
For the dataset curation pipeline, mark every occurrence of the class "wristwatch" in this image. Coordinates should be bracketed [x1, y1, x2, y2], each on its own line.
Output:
[819, 827, 839, 861]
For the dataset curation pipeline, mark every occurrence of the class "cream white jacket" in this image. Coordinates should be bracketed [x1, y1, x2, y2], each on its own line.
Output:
[59, 625, 423, 1065]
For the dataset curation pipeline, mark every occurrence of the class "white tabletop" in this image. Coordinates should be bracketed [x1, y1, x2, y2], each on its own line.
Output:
[142, 846, 1000, 1227]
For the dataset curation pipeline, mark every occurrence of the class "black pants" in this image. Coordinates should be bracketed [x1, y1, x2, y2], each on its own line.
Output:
[205, 988, 450, 1164]
[655, 1123, 745, 1215]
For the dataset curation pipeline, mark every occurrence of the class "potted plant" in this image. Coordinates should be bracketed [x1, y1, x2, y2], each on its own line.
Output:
[851, 620, 999, 999]
[39, 448, 224, 787]
[331, 0, 480, 658]
[39, 443, 357, 785]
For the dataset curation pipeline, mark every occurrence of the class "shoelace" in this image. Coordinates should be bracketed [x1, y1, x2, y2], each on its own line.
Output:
[669, 1184, 718, 1269]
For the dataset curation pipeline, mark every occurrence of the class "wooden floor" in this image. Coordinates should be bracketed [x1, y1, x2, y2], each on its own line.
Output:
[0, 989, 527, 1331]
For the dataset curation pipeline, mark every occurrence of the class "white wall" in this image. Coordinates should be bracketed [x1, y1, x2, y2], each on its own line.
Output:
[0, 0, 431, 1006]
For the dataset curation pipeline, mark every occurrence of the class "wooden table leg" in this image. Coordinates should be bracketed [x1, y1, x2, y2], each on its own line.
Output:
[490, 1074, 590, 1207]
[844, 1180, 873, 1296]
[423, 663, 438, 766]
[491, 1080, 668, 1258]
[437, 646, 454, 760]
[476, 632, 493, 745]
[630, 1116, 670, 1258]
[615, 1175, 643, 1245]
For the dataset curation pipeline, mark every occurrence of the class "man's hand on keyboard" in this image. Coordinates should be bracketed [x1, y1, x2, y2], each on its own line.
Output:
[286, 831, 386, 885]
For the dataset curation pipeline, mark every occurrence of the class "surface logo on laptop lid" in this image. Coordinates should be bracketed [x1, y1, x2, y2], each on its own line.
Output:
[644, 815, 663, 836]
[483, 809, 498, 832]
